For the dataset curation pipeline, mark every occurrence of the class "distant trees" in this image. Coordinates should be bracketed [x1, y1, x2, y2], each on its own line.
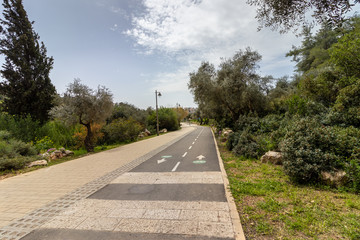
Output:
[50, 79, 113, 152]
[0, 0, 56, 122]
[188, 48, 270, 127]
[247, 0, 358, 33]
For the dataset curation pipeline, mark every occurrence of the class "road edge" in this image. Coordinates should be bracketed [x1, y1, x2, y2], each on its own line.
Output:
[211, 127, 246, 240]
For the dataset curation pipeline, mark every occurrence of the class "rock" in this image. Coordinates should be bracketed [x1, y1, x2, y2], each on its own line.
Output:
[160, 128, 167, 133]
[64, 150, 74, 156]
[54, 150, 63, 158]
[221, 128, 233, 142]
[41, 152, 50, 159]
[260, 151, 283, 165]
[27, 160, 48, 168]
[321, 170, 348, 187]
[145, 129, 151, 135]
[59, 147, 66, 153]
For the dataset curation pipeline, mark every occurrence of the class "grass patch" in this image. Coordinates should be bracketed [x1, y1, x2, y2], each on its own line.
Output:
[218, 140, 360, 239]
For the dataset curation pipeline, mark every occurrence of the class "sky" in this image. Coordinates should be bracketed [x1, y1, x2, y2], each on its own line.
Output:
[0, 0, 356, 109]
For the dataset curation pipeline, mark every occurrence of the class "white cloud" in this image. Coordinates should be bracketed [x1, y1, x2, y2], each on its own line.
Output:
[110, 6, 129, 20]
[110, 23, 118, 32]
[125, 0, 301, 94]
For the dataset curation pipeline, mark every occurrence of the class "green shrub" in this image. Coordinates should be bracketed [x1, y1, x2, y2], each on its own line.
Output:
[9, 139, 37, 156]
[147, 108, 179, 131]
[346, 158, 360, 192]
[0, 113, 40, 142]
[234, 113, 261, 133]
[0, 130, 11, 140]
[103, 118, 143, 144]
[34, 136, 54, 152]
[38, 120, 75, 148]
[280, 118, 340, 183]
[0, 156, 37, 171]
[0, 138, 37, 158]
[232, 130, 263, 159]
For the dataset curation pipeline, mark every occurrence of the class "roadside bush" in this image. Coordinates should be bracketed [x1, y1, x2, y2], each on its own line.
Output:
[73, 123, 104, 150]
[0, 113, 40, 142]
[0, 139, 37, 158]
[0, 130, 11, 140]
[0, 156, 38, 171]
[280, 118, 340, 183]
[231, 130, 263, 159]
[103, 118, 142, 144]
[34, 136, 55, 152]
[38, 121, 75, 148]
[346, 158, 360, 192]
[147, 108, 179, 132]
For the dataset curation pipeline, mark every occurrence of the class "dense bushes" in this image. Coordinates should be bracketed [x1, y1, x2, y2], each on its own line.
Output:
[147, 108, 179, 132]
[226, 114, 360, 191]
[280, 118, 340, 183]
[103, 118, 143, 144]
[0, 130, 39, 171]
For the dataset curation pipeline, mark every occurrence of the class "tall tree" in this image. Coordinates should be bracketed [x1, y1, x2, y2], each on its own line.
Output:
[50, 79, 113, 152]
[0, 0, 55, 122]
[188, 48, 270, 127]
[247, 0, 358, 33]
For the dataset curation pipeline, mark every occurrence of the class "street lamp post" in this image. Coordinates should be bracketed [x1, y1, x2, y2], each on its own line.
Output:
[155, 90, 161, 136]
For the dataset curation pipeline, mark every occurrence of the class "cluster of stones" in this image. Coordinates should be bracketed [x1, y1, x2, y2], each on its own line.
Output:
[42, 148, 75, 161]
[27, 148, 75, 168]
[138, 129, 151, 139]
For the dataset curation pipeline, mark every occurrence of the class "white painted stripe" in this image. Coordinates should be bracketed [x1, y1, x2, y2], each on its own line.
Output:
[171, 162, 181, 172]
[192, 142, 195, 144]
[182, 152, 187, 157]
[189, 146, 192, 150]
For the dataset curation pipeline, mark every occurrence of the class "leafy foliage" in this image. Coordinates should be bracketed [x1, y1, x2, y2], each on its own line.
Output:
[103, 118, 143, 144]
[0, 0, 56, 122]
[50, 79, 113, 152]
[147, 107, 179, 132]
[188, 48, 271, 125]
[247, 0, 358, 33]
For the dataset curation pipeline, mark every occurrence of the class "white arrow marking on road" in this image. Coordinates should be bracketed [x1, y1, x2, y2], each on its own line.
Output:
[196, 155, 206, 160]
[157, 158, 166, 164]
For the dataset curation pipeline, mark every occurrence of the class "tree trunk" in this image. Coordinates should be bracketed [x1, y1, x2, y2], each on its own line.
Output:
[84, 123, 94, 152]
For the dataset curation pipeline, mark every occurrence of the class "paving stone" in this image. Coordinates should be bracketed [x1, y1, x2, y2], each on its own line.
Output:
[76, 217, 120, 231]
[156, 220, 198, 235]
[179, 210, 219, 222]
[42, 216, 87, 229]
[108, 208, 146, 218]
[114, 219, 159, 233]
[143, 209, 181, 220]
[198, 222, 234, 239]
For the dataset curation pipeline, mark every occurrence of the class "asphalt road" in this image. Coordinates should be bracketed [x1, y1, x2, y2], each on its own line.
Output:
[21, 126, 236, 240]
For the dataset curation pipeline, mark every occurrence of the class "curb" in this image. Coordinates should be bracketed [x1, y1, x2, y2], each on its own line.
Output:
[211, 128, 246, 240]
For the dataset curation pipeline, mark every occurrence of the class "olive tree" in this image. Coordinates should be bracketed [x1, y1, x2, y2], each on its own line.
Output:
[248, 0, 358, 33]
[50, 79, 113, 152]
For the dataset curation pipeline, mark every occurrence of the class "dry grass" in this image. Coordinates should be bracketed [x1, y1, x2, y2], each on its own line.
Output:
[218, 141, 360, 240]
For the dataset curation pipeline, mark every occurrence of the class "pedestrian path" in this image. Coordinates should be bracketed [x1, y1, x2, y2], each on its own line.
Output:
[0, 126, 196, 239]
[0, 125, 245, 240]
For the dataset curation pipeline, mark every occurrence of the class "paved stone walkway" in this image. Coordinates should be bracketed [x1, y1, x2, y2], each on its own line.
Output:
[0, 125, 245, 240]
[0, 126, 195, 239]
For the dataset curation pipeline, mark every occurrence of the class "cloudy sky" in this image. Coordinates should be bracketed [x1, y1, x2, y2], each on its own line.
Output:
[0, 0, 341, 109]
